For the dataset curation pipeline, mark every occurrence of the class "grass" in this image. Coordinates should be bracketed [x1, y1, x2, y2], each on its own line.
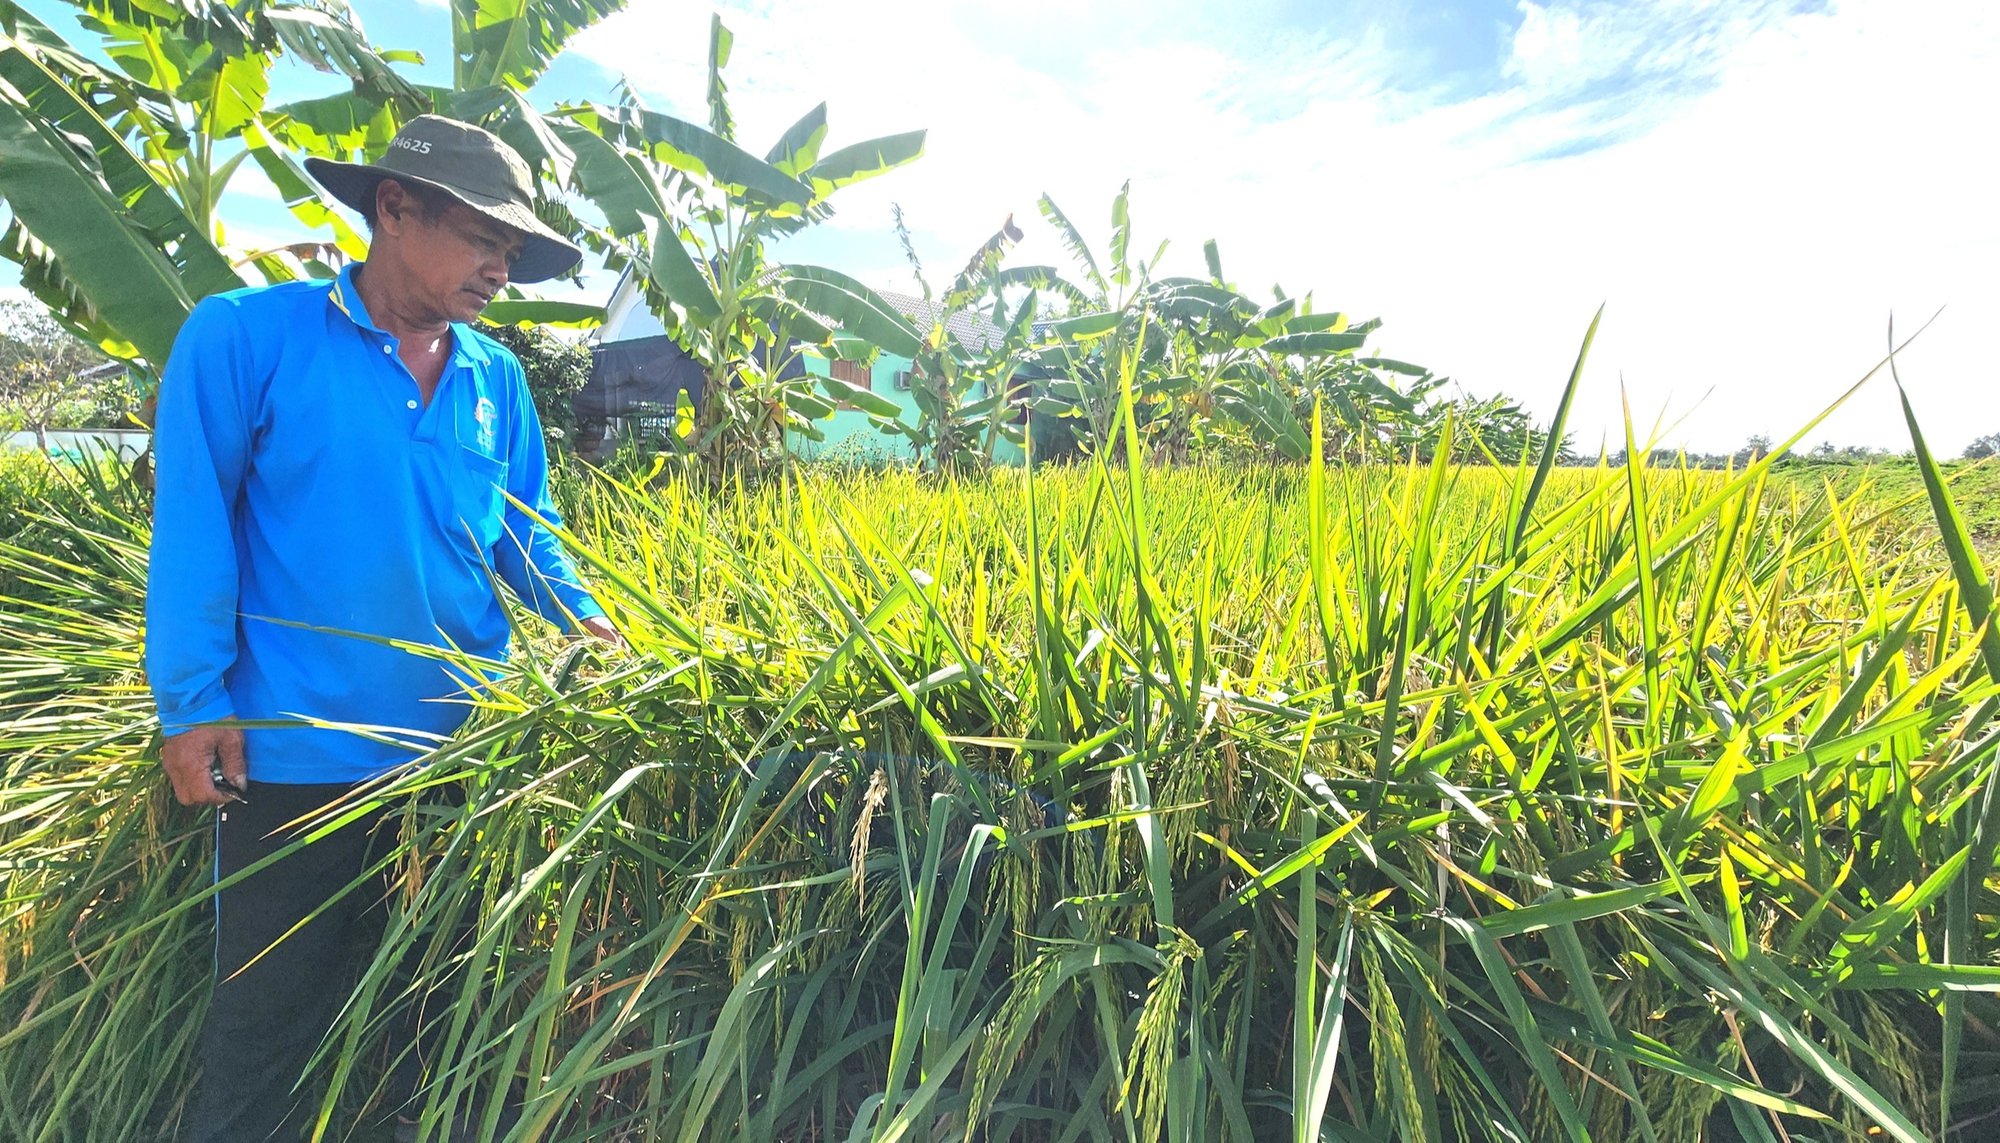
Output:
[2, 409, 1998, 1140]
[1768, 456, 2000, 545]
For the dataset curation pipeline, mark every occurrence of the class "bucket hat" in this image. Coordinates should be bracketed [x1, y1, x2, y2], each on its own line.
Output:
[305, 115, 582, 284]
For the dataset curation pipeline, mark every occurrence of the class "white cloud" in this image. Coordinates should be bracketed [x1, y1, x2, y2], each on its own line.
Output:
[1504, 0, 1799, 97]
[222, 163, 285, 206]
[1507, 2, 1623, 92]
[567, 0, 2000, 453]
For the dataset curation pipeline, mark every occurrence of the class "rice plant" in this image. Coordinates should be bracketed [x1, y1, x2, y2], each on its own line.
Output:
[3, 360, 1998, 1140]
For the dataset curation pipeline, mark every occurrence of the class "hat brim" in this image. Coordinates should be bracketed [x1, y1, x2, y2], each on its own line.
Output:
[305, 157, 583, 285]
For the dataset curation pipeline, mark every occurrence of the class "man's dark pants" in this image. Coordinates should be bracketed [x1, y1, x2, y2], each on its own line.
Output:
[185, 782, 430, 1142]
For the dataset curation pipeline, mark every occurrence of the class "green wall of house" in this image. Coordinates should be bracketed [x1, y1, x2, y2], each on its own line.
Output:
[790, 352, 1027, 467]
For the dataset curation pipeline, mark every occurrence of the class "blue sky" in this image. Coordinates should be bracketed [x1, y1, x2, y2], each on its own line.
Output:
[9, 0, 1996, 454]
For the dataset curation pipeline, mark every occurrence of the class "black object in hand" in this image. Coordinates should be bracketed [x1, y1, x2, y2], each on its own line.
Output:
[209, 760, 247, 804]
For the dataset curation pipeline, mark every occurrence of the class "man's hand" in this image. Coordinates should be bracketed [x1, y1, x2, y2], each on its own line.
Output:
[162, 725, 247, 807]
[579, 614, 624, 649]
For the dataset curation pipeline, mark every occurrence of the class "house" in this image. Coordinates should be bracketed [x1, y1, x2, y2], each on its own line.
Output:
[581, 273, 1032, 465]
[571, 333, 706, 456]
[793, 289, 1027, 466]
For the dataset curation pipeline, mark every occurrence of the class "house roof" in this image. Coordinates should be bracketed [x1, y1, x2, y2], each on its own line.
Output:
[875, 289, 1007, 354]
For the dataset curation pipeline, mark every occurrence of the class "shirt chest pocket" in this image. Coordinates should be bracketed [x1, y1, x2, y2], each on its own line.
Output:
[445, 446, 511, 556]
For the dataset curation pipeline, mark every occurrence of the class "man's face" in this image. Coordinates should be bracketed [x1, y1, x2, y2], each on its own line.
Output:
[402, 200, 526, 324]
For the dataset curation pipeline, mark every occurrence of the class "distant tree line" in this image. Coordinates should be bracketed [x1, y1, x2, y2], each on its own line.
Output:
[0, 300, 128, 449]
[1963, 432, 2000, 460]
[1590, 432, 2000, 470]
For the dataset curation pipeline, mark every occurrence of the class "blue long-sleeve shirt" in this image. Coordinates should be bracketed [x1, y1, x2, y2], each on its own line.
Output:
[144, 263, 604, 783]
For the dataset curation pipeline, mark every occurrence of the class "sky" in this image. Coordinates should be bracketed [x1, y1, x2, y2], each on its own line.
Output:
[11, 0, 1999, 455]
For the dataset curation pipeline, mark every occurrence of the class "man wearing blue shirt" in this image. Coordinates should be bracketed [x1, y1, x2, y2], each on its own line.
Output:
[146, 115, 617, 1141]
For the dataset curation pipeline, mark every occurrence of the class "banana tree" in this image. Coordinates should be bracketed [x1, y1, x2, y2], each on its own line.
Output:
[549, 16, 930, 477]
[1022, 211, 1402, 463]
[0, 0, 627, 370]
[1392, 388, 1566, 464]
[1129, 240, 1458, 464]
[0, 0, 430, 366]
[1125, 242, 1282, 458]
[849, 209, 1060, 473]
[1304, 351, 1442, 460]
[253, 0, 627, 227]
[1023, 180, 1164, 457]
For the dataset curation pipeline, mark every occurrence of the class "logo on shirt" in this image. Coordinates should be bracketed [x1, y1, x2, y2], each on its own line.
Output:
[473, 397, 498, 452]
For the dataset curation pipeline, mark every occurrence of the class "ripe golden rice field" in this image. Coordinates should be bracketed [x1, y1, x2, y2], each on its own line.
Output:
[2, 445, 1997, 1141]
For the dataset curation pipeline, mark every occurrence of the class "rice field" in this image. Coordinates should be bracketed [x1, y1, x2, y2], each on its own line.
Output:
[2, 416, 1998, 1140]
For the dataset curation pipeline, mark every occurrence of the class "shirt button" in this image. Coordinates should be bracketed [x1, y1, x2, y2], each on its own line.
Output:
[406, 399, 418, 409]
[383, 345, 393, 355]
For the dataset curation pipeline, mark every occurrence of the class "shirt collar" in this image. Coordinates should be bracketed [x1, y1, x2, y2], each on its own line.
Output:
[330, 261, 491, 368]
[328, 262, 384, 334]
[451, 321, 490, 367]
